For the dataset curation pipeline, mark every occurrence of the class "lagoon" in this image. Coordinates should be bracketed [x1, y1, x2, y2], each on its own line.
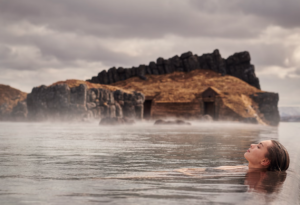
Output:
[0, 122, 299, 204]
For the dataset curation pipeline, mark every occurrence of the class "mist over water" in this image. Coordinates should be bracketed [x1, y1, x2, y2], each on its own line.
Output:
[0, 121, 299, 204]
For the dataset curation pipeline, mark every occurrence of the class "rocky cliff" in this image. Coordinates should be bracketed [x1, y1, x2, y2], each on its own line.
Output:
[0, 84, 27, 121]
[26, 80, 144, 121]
[0, 48, 279, 125]
[111, 69, 279, 126]
[87, 49, 260, 90]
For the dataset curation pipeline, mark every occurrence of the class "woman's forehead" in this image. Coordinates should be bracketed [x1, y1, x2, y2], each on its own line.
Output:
[260, 140, 273, 147]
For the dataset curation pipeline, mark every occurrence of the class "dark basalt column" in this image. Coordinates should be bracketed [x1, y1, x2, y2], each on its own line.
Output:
[164, 59, 174, 74]
[169, 55, 184, 72]
[212, 49, 226, 75]
[183, 55, 200, 72]
[117, 67, 125, 81]
[156, 57, 165, 74]
[86, 49, 261, 90]
[137, 65, 146, 80]
[98, 70, 108, 84]
[149, 62, 159, 75]
[180, 51, 193, 59]
[145, 65, 152, 75]
[107, 67, 116, 84]
[124, 68, 132, 79]
[131, 67, 138, 77]
[226, 51, 260, 89]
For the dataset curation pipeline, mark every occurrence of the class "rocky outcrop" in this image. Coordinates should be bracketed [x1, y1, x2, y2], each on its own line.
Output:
[250, 92, 280, 126]
[111, 68, 279, 126]
[11, 101, 28, 120]
[226, 52, 260, 89]
[87, 49, 260, 90]
[0, 103, 10, 120]
[26, 80, 145, 121]
[0, 84, 27, 121]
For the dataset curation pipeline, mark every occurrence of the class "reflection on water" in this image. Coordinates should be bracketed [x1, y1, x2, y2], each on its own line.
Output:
[0, 121, 299, 205]
[245, 169, 287, 194]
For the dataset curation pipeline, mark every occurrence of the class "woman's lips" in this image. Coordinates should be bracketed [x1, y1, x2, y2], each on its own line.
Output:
[247, 149, 250, 152]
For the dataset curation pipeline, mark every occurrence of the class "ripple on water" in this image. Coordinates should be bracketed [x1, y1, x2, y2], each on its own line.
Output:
[0, 121, 299, 205]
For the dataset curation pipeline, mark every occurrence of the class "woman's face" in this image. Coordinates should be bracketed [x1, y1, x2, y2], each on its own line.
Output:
[244, 140, 273, 167]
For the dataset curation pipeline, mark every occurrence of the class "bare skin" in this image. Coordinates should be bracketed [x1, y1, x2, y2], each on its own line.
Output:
[98, 141, 274, 179]
[175, 166, 248, 176]
[244, 140, 272, 169]
[176, 140, 273, 176]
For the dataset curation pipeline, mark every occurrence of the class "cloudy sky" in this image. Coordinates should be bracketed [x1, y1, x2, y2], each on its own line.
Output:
[0, 0, 299, 106]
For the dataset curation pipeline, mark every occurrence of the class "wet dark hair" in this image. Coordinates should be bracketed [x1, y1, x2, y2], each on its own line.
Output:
[265, 140, 290, 171]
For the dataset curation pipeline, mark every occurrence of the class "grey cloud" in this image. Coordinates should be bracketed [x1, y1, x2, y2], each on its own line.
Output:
[295, 69, 300, 75]
[0, 44, 59, 71]
[0, 39, 142, 71]
[190, 0, 300, 29]
[35, 38, 138, 67]
[260, 76, 300, 106]
[238, 0, 300, 29]
[0, 0, 268, 39]
[0, 44, 12, 59]
[248, 44, 294, 68]
[0, 24, 146, 70]
[0, 0, 299, 106]
[0, 0, 188, 38]
[1, 0, 299, 41]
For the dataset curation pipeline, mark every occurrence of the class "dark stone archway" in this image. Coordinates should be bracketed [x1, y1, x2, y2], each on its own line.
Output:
[143, 100, 152, 119]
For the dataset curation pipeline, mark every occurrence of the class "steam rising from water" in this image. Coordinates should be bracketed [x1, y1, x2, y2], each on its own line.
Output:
[0, 121, 299, 204]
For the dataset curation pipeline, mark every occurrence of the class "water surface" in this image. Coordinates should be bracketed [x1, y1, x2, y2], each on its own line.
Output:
[0, 121, 299, 204]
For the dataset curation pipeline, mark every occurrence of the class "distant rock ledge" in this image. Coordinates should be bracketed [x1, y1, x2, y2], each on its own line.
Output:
[84, 49, 279, 126]
[87, 49, 261, 90]
[0, 80, 145, 122]
[26, 80, 145, 121]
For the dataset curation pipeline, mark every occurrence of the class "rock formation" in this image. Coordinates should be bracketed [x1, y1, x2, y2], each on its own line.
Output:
[26, 80, 144, 121]
[0, 49, 279, 126]
[250, 92, 280, 126]
[87, 49, 260, 90]
[0, 84, 27, 121]
[110, 69, 279, 126]
[85, 49, 281, 126]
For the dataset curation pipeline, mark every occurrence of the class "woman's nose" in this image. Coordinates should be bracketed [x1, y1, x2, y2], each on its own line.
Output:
[250, 144, 255, 148]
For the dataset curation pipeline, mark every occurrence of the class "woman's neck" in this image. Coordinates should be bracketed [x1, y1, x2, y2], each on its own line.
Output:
[248, 163, 267, 170]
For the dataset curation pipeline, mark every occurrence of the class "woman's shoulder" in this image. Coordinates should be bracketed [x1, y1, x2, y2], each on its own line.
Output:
[175, 165, 248, 176]
[214, 165, 248, 171]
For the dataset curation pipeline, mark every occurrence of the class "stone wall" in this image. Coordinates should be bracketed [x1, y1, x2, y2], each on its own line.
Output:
[151, 102, 201, 119]
[87, 49, 261, 89]
[26, 83, 145, 121]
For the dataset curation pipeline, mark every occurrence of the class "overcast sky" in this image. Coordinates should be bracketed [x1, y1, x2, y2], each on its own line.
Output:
[0, 0, 299, 106]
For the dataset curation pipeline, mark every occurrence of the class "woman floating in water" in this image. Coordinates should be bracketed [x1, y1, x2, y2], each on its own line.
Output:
[177, 139, 290, 175]
[244, 140, 289, 171]
[103, 140, 289, 193]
